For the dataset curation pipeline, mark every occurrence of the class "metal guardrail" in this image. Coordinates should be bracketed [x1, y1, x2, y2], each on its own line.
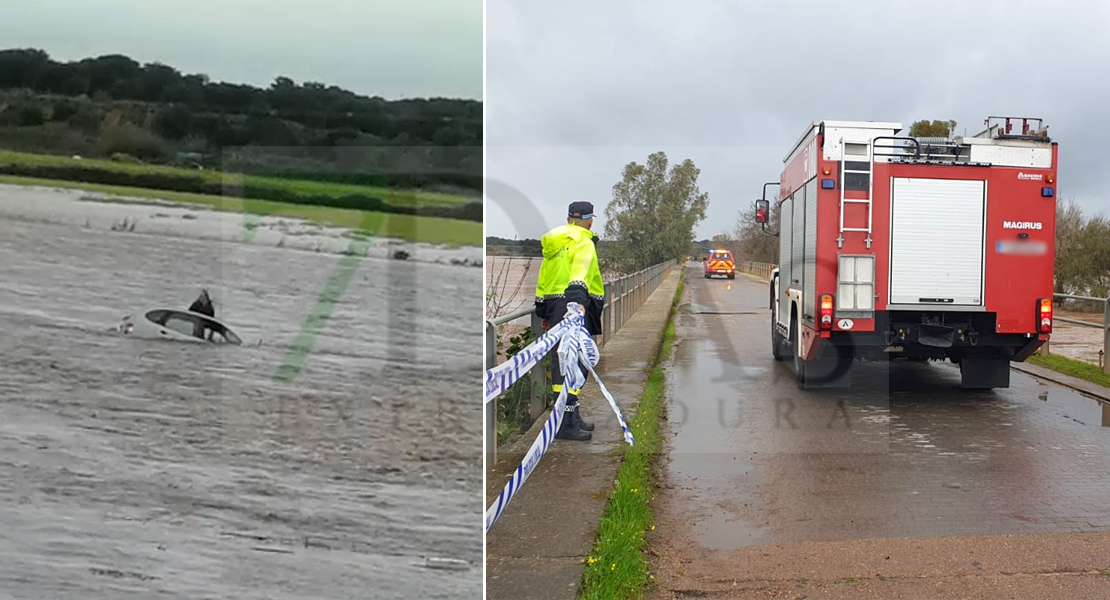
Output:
[721, 262, 1109, 374]
[1043, 293, 1110, 374]
[738, 260, 777, 280]
[484, 259, 676, 460]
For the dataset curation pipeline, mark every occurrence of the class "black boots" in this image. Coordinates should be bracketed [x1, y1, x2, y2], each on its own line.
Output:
[556, 400, 592, 441]
[575, 402, 594, 431]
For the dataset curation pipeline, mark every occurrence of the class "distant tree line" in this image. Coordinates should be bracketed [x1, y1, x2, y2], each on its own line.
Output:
[0, 48, 481, 193]
[486, 237, 543, 257]
[1055, 198, 1110, 304]
[486, 236, 624, 259]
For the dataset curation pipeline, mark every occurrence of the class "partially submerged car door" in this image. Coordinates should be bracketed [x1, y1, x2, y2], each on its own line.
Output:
[144, 309, 242, 344]
[207, 320, 243, 345]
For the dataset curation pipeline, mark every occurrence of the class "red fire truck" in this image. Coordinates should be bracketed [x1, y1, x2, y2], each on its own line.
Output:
[756, 117, 1057, 389]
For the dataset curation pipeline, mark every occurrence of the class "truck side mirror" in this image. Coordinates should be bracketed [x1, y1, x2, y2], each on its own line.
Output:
[755, 199, 770, 224]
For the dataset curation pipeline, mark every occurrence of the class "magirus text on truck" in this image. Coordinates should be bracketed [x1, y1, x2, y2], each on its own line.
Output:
[754, 117, 1056, 390]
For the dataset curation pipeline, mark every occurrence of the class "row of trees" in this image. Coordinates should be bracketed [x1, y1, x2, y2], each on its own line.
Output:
[0, 49, 480, 138]
[0, 48, 481, 191]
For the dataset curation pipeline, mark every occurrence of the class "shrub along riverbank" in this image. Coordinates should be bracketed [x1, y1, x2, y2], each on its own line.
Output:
[0, 150, 482, 223]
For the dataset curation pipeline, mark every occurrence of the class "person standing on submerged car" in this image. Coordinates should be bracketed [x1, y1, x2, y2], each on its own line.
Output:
[189, 289, 215, 318]
[188, 289, 215, 339]
[534, 201, 605, 442]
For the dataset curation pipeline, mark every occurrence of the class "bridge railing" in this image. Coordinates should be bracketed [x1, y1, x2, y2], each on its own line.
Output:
[484, 259, 677, 459]
[738, 261, 777, 280]
[1044, 293, 1110, 374]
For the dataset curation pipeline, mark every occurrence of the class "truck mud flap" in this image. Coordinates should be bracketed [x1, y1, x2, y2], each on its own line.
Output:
[959, 357, 1011, 389]
[918, 323, 956, 348]
[797, 345, 853, 389]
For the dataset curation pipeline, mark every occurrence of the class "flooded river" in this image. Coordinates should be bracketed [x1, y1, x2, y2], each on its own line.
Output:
[0, 186, 481, 599]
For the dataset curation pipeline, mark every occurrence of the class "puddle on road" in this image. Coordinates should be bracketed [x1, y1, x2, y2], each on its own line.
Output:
[693, 511, 766, 551]
[665, 335, 770, 550]
[687, 302, 768, 315]
[1033, 381, 1110, 427]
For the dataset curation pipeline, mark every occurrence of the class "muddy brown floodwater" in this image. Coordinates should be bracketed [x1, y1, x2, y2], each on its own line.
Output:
[0, 186, 482, 599]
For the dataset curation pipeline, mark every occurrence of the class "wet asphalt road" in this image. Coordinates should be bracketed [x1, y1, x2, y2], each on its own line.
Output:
[653, 267, 1110, 577]
[0, 190, 481, 599]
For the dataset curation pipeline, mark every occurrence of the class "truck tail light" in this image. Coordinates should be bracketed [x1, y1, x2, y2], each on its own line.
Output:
[1038, 297, 1052, 333]
[820, 294, 834, 330]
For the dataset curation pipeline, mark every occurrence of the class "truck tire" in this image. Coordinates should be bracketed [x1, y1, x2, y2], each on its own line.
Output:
[792, 314, 853, 389]
[727, 273, 735, 280]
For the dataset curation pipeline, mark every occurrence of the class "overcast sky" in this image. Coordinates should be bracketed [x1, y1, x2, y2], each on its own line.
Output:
[0, 0, 482, 100]
[486, 0, 1110, 240]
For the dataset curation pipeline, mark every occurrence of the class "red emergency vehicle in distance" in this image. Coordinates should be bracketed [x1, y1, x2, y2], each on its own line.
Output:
[704, 249, 736, 279]
[755, 117, 1057, 390]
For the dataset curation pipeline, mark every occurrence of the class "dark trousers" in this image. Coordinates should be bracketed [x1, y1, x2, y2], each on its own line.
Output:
[543, 297, 599, 399]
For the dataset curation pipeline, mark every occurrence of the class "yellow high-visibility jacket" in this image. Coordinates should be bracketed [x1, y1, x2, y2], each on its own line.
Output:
[534, 223, 604, 329]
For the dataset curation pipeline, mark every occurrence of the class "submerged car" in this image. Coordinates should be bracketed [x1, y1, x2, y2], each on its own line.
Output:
[117, 309, 242, 345]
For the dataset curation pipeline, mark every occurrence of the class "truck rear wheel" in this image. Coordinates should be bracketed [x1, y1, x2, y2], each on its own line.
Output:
[792, 317, 852, 389]
[959, 357, 1011, 389]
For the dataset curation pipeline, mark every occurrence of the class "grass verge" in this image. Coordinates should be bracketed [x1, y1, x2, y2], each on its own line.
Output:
[0, 149, 470, 207]
[579, 270, 685, 600]
[1027, 352, 1110, 389]
[0, 175, 481, 247]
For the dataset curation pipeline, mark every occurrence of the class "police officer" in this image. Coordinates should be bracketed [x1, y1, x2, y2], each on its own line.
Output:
[535, 201, 605, 441]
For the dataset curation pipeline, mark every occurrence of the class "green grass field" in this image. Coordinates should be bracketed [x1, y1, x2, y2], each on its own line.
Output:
[0, 149, 471, 208]
[0, 174, 481, 247]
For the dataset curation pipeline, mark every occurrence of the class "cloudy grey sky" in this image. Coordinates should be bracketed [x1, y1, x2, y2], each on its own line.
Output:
[0, 0, 483, 100]
[486, 0, 1110, 240]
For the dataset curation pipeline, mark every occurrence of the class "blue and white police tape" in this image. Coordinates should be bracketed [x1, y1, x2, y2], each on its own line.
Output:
[485, 303, 634, 532]
[485, 317, 572, 404]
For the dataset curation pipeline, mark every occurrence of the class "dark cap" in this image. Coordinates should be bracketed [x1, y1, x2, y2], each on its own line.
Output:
[568, 201, 594, 218]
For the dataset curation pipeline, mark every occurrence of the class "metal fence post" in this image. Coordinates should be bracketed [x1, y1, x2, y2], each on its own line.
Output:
[602, 282, 612, 345]
[614, 277, 623, 335]
[485, 320, 497, 463]
[639, 270, 645, 310]
[529, 311, 547, 420]
[1104, 297, 1109, 375]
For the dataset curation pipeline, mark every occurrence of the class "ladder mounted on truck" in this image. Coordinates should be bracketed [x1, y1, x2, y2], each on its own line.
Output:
[837, 139, 874, 249]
